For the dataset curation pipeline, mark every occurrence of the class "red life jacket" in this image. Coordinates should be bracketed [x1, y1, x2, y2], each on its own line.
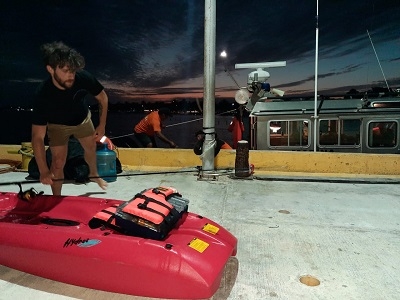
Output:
[118, 187, 177, 225]
[88, 187, 183, 236]
[88, 204, 121, 231]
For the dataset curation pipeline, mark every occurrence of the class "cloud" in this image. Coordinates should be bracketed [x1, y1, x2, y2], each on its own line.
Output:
[0, 0, 399, 105]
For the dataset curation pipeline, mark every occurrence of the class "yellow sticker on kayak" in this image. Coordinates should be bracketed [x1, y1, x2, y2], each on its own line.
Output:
[203, 223, 220, 235]
[188, 238, 209, 253]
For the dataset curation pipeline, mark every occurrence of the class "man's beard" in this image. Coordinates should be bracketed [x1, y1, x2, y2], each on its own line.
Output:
[54, 72, 74, 89]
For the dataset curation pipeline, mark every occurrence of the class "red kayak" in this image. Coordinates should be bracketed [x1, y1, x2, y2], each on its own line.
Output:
[0, 187, 237, 299]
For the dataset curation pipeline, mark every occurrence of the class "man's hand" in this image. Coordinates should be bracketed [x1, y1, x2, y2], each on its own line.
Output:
[94, 125, 106, 142]
[40, 170, 54, 185]
[169, 141, 177, 148]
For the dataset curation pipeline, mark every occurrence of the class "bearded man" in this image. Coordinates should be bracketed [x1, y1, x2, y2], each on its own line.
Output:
[31, 41, 108, 195]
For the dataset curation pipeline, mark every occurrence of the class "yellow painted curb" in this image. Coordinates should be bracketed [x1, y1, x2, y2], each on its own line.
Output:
[117, 148, 400, 176]
[2, 145, 400, 177]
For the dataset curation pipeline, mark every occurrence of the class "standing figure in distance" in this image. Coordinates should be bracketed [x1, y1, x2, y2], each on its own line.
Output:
[133, 108, 177, 148]
[228, 106, 245, 149]
[31, 41, 109, 195]
[193, 130, 232, 157]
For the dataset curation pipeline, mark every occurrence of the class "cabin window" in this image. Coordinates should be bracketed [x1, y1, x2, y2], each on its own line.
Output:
[269, 120, 309, 147]
[319, 119, 360, 146]
[368, 121, 397, 147]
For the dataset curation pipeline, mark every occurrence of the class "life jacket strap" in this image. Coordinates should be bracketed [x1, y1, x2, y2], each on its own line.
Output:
[135, 193, 172, 215]
[88, 204, 122, 232]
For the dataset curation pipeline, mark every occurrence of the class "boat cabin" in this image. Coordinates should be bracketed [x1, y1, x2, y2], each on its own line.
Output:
[249, 96, 400, 153]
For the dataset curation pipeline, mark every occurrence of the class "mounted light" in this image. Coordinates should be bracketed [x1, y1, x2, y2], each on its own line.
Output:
[235, 88, 250, 104]
[270, 125, 281, 133]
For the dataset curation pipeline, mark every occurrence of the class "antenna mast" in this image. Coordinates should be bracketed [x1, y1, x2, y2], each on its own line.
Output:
[367, 30, 390, 91]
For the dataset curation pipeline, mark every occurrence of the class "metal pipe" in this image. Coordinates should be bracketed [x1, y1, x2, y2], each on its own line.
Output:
[202, 0, 216, 172]
[313, 0, 319, 152]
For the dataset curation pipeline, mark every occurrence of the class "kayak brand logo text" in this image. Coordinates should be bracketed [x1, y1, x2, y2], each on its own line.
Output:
[63, 237, 100, 248]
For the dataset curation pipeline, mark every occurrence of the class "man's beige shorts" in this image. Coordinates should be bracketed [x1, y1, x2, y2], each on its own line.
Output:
[47, 112, 95, 146]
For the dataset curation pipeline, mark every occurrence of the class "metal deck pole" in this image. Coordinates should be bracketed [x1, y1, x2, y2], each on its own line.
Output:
[313, 0, 319, 152]
[201, 0, 216, 178]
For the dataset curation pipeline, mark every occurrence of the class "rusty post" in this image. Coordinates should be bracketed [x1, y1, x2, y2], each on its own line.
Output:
[235, 140, 250, 177]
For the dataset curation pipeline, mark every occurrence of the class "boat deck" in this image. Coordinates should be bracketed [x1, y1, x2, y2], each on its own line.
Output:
[1, 169, 400, 300]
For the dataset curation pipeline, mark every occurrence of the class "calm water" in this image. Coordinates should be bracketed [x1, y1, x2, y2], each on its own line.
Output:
[0, 110, 242, 149]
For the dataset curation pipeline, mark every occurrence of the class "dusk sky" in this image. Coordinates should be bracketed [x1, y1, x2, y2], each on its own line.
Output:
[1, 0, 399, 106]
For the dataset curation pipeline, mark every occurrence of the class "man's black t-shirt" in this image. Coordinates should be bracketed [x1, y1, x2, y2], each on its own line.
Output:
[32, 70, 104, 126]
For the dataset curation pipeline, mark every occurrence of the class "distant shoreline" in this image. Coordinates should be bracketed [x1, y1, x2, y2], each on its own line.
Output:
[0, 110, 238, 150]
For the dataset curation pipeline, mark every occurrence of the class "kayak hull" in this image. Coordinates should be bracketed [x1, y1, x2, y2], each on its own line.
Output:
[0, 191, 237, 299]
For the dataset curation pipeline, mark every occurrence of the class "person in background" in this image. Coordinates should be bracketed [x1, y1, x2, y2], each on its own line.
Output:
[133, 108, 177, 148]
[31, 41, 108, 195]
[228, 106, 245, 149]
[193, 130, 232, 157]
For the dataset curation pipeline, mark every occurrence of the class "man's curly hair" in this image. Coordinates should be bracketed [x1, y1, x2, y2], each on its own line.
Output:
[41, 41, 85, 72]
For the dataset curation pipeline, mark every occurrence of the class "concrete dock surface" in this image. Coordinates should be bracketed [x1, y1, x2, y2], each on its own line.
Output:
[1, 169, 400, 300]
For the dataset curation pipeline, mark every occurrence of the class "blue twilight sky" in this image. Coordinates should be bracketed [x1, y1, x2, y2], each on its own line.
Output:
[0, 0, 399, 105]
